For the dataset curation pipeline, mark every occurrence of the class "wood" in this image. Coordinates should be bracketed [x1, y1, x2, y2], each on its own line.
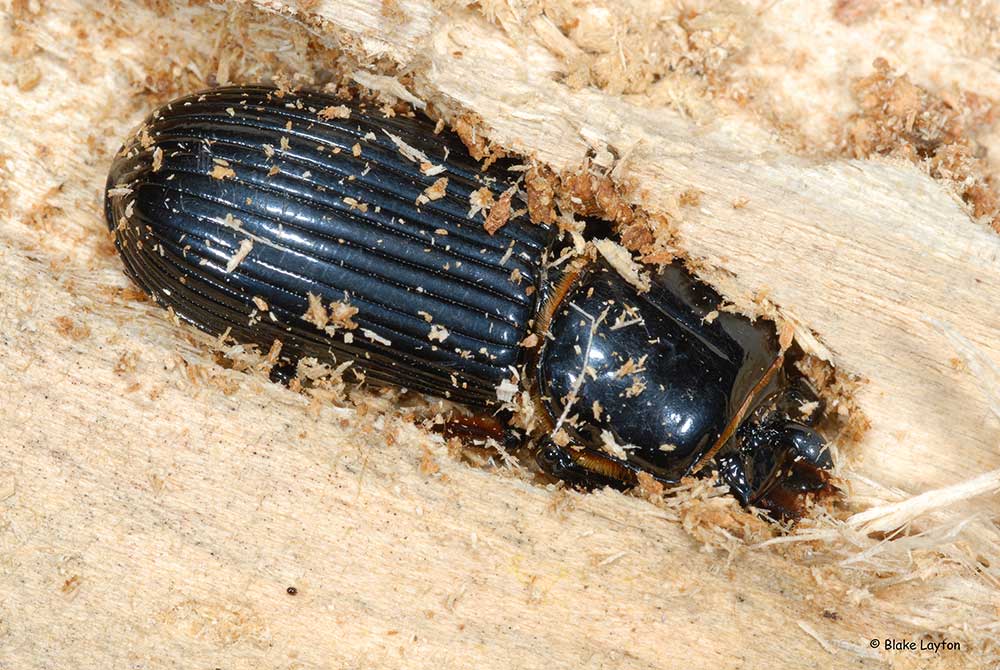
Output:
[1, 1, 996, 668]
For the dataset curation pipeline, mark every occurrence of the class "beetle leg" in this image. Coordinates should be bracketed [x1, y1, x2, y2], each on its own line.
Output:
[535, 440, 635, 490]
[438, 413, 523, 451]
[268, 358, 300, 386]
[716, 453, 753, 506]
[775, 379, 825, 428]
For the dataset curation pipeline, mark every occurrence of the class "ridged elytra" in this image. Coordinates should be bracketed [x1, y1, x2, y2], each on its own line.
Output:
[105, 85, 834, 516]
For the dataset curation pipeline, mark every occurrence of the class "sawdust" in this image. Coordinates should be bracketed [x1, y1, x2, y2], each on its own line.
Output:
[483, 186, 515, 234]
[844, 58, 1000, 232]
[476, 0, 752, 104]
[452, 111, 506, 168]
[0, 153, 10, 216]
[303, 293, 360, 334]
[52, 316, 91, 341]
[518, 156, 677, 262]
[7, 0, 996, 659]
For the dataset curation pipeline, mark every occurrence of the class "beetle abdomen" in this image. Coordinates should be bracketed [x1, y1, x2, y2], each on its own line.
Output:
[105, 85, 552, 404]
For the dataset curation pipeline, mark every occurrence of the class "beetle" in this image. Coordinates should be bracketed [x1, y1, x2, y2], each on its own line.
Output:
[105, 84, 833, 516]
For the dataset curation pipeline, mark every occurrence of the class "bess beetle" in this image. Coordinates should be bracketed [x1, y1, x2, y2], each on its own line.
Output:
[105, 85, 833, 516]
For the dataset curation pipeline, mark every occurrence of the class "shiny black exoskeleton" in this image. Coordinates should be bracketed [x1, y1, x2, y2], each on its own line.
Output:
[534, 257, 832, 511]
[104, 85, 832, 515]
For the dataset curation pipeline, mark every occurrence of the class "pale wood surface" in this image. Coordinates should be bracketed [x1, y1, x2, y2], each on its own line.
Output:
[1, 1, 996, 668]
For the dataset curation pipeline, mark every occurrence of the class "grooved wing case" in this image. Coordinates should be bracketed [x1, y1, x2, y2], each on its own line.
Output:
[105, 85, 552, 405]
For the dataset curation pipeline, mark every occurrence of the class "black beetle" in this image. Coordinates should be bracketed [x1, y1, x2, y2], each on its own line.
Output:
[105, 85, 832, 515]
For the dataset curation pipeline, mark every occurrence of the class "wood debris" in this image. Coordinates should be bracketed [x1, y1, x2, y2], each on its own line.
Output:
[225, 239, 253, 273]
[483, 187, 515, 235]
[416, 177, 448, 205]
[317, 105, 350, 120]
[209, 164, 236, 180]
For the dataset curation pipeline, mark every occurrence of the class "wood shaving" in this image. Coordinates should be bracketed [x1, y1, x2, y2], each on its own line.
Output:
[362, 329, 391, 346]
[343, 197, 368, 213]
[468, 187, 494, 219]
[225, 239, 253, 273]
[599, 429, 633, 460]
[416, 177, 448, 205]
[614, 355, 647, 379]
[495, 377, 518, 403]
[209, 165, 236, 180]
[327, 301, 359, 332]
[317, 105, 350, 120]
[428, 325, 449, 342]
[484, 186, 515, 235]
[351, 70, 425, 109]
[623, 378, 647, 398]
[594, 238, 650, 293]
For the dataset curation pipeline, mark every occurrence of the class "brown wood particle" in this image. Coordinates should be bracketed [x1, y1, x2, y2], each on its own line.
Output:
[329, 301, 359, 331]
[468, 187, 494, 219]
[678, 189, 702, 207]
[53, 317, 91, 341]
[24, 188, 65, 234]
[114, 351, 139, 375]
[419, 445, 440, 476]
[263, 339, 283, 370]
[380, 0, 407, 22]
[209, 165, 236, 180]
[524, 165, 558, 225]
[778, 321, 795, 351]
[623, 378, 646, 398]
[317, 105, 350, 120]
[833, 0, 878, 25]
[343, 197, 368, 213]
[844, 58, 1000, 231]
[614, 356, 647, 379]
[0, 154, 10, 216]
[16, 61, 42, 92]
[451, 112, 505, 169]
[635, 471, 665, 500]
[418, 177, 448, 204]
[483, 187, 515, 235]
[304, 293, 330, 329]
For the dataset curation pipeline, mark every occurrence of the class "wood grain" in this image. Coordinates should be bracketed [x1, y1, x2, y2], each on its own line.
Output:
[0, 1, 995, 668]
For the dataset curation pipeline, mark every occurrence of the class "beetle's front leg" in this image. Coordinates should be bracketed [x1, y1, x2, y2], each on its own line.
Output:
[534, 439, 636, 490]
[268, 358, 300, 386]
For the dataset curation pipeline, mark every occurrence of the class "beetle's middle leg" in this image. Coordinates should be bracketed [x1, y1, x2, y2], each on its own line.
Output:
[437, 412, 523, 451]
